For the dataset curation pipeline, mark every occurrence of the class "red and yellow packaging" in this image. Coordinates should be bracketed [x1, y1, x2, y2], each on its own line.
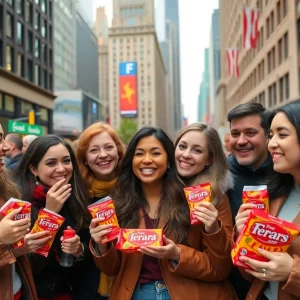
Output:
[242, 185, 269, 212]
[88, 196, 120, 243]
[31, 208, 65, 257]
[184, 182, 212, 225]
[232, 209, 300, 270]
[116, 229, 163, 253]
[0, 198, 31, 249]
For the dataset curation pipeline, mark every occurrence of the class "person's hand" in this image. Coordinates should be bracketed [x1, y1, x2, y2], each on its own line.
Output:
[138, 236, 181, 261]
[45, 179, 72, 213]
[0, 208, 31, 245]
[60, 226, 81, 256]
[240, 248, 293, 281]
[193, 202, 219, 234]
[89, 218, 111, 254]
[235, 203, 255, 234]
[13, 231, 52, 257]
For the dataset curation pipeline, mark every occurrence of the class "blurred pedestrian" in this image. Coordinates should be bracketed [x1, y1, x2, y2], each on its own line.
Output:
[77, 122, 125, 300]
[4, 133, 23, 171]
[22, 135, 38, 153]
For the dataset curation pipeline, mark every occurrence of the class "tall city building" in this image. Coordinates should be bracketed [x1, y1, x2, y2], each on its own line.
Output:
[53, 0, 76, 91]
[198, 48, 210, 122]
[165, 0, 182, 131]
[94, 6, 109, 122]
[109, 0, 169, 132]
[0, 0, 55, 134]
[208, 9, 221, 126]
[217, 0, 300, 128]
[76, 0, 93, 28]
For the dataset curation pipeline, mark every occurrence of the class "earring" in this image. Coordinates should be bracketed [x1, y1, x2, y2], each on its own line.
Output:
[35, 176, 39, 185]
[167, 163, 170, 169]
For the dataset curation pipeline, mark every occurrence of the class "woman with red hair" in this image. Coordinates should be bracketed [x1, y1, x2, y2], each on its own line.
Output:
[77, 122, 125, 300]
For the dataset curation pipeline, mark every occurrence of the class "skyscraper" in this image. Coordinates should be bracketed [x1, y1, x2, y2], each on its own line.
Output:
[54, 0, 77, 91]
[76, 0, 94, 28]
[109, 0, 169, 132]
[164, 0, 181, 131]
[94, 6, 109, 122]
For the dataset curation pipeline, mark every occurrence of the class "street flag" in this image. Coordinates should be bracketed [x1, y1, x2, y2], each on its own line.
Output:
[243, 8, 259, 49]
[227, 49, 240, 78]
[119, 62, 138, 117]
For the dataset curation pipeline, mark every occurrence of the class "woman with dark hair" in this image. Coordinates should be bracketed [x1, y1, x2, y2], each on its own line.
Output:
[14, 135, 92, 300]
[235, 99, 300, 300]
[0, 124, 37, 300]
[76, 122, 125, 299]
[89, 127, 237, 300]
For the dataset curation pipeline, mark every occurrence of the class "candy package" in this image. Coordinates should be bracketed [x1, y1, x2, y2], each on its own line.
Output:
[242, 185, 269, 212]
[31, 208, 65, 257]
[116, 229, 163, 253]
[184, 182, 212, 225]
[232, 209, 300, 270]
[0, 198, 31, 248]
[88, 196, 120, 243]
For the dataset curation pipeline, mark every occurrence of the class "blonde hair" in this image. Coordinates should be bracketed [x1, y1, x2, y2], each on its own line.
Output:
[175, 123, 229, 205]
[0, 168, 21, 200]
[77, 123, 125, 192]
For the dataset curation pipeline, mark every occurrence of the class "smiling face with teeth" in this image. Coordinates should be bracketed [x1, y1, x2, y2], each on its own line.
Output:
[30, 143, 73, 187]
[268, 112, 300, 179]
[85, 131, 119, 181]
[175, 130, 210, 178]
[230, 115, 269, 169]
[132, 136, 168, 185]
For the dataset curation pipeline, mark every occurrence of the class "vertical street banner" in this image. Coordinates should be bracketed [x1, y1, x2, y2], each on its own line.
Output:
[119, 62, 138, 117]
[227, 49, 240, 78]
[243, 8, 259, 49]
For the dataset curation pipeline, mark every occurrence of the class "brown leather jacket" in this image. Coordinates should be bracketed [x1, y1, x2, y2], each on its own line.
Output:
[0, 243, 38, 300]
[239, 196, 300, 300]
[91, 196, 237, 300]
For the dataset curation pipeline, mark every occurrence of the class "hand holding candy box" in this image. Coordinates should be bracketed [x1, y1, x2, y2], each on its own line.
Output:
[242, 185, 269, 212]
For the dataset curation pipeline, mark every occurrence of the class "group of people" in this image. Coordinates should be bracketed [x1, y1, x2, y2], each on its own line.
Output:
[0, 99, 299, 300]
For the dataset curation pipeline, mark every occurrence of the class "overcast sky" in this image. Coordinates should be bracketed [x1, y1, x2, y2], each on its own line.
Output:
[94, 0, 219, 123]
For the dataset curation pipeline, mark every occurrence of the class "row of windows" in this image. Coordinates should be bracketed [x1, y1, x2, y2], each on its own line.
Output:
[6, 0, 51, 18]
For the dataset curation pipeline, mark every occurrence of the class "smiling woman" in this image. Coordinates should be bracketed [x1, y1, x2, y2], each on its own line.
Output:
[13, 135, 92, 300]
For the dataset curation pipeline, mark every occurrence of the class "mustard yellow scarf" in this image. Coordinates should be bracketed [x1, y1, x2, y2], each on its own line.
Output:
[91, 177, 117, 297]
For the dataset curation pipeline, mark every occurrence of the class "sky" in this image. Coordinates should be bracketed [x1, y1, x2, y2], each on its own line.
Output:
[94, 0, 219, 123]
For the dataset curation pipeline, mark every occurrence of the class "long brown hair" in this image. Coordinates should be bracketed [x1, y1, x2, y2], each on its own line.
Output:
[77, 122, 125, 193]
[113, 127, 190, 244]
[175, 123, 229, 206]
[0, 168, 21, 201]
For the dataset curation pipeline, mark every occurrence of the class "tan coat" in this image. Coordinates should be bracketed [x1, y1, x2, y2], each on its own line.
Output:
[240, 196, 300, 300]
[91, 196, 237, 300]
[0, 242, 38, 300]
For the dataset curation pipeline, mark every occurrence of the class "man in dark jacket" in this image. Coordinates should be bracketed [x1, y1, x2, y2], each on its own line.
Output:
[4, 133, 23, 171]
[227, 102, 274, 300]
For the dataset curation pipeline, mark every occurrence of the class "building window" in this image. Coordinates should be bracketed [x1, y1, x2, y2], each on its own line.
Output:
[285, 73, 289, 99]
[283, 0, 287, 17]
[267, 52, 271, 73]
[35, 38, 40, 58]
[41, 0, 46, 13]
[26, 0, 33, 24]
[277, 1, 281, 24]
[6, 45, 13, 72]
[35, 11, 40, 31]
[6, 13, 13, 38]
[17, 0, 24, 15]
[39, 107, 48, 121]
[279, 77, 284, 102]
[43, 70, 47, 89]
[284, 32, 288, 59]
[17, 53, 24, 77]
[270, 11, 274, 34]
[278, 38, 282, 64]
[27, 59, 33, 81]
[41, 18, 47, 38]
[49, 0, 52, 19]
[268, 86, 272, 107]
[5, 95, 15, 112]
[21, 101, 33, 114]
[35, 0, 40, 5]
[42, 43, 47, 63]
[266, 18, 270, 38]
[0, 93, 3, 109]
[273, 83, 277, 105]
[17, 22, 24, 45]
[6, 0, 13, 6]
[27, 30, 33, 52]
[34, 64, 40, 85]
[298, 19, 300, 47]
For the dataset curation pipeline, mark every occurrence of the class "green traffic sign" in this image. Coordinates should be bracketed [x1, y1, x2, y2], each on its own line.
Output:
[8, 120, 43, 136]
